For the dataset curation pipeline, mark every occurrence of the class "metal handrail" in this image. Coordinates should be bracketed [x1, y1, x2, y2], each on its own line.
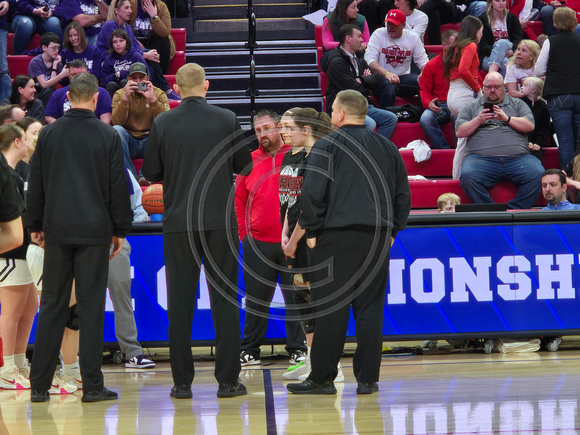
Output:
[246, 0, 258, 124]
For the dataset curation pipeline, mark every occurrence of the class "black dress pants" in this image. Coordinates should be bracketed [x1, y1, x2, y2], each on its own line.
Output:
[307, 228, 391, 385]
[30, 243, 110, 393]
[240, 236, 306, 357]
[163, 230, 241, 386]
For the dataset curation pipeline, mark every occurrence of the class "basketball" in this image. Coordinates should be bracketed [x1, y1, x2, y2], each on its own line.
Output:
[142, 184, 164, 215]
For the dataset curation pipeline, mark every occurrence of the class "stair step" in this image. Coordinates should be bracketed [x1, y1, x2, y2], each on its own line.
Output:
[186, 39, 315, 51]
[194, 17, 308, 33]
[206, 73, 320, 92]
[207, 96, 323, 120]
[194, 0, 305, 5]
[188, 49, 316, 68]
[193, 3, 306, 19]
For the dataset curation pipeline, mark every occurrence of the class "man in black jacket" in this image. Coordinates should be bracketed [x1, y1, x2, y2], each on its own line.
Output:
[25, 73, 132, 403]
[142, 63, 252, 399]
[286, 89, 411, 395]
[326, 24, 398, 139]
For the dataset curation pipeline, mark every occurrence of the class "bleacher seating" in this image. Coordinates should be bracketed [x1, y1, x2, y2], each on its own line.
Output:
[167, 51, 185, 75]
[7, 34, 40, 55]
[7, 55, 33, 77]
[171, 28, 186, 52]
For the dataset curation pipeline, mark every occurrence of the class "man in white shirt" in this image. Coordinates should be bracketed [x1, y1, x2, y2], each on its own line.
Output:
[365, 9, 429, 106]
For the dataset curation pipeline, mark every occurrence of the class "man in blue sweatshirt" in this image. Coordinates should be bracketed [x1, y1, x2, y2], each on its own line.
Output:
[542, 169, 580, 210]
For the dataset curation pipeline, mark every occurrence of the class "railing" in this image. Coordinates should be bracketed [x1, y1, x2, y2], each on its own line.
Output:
[246, 0, 259, 125]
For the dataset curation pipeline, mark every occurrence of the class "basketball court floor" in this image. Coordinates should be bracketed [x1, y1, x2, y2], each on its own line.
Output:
[3, 340, 580, 434]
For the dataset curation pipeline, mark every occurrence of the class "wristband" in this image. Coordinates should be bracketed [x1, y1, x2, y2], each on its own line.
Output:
[506, 116, 511, 124]
[384, 71, 390, 77]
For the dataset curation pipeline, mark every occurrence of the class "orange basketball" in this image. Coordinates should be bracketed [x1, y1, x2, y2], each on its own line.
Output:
[142, 184, 164, 215]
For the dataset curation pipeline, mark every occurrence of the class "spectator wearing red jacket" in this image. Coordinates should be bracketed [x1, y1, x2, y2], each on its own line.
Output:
[235, 109, 306, 368]
[419, 29, 457, 149]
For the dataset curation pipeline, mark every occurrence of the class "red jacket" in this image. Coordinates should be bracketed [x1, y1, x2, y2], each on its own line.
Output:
[235, 144, 290, 242]
[419, 54, 450, 109]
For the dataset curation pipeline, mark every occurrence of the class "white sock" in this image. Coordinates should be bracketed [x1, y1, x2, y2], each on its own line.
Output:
[63, 362, 80, 377]
[14, 353, 27, 369]
[1, 355, 15, 374]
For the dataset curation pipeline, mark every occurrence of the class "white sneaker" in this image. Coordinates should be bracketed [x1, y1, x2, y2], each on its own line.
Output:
[283, 360, 311, 380]
[60, 373, 83, 390]
[49, 376, 77, 395]
[17, 364, 30, 380]
[298, 362, 344, 383]
[1, 367, 30, 390]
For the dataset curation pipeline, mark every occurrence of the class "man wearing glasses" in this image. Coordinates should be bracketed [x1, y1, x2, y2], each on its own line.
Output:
[455, 71, 545, 209]
[28, 32, 69, 106]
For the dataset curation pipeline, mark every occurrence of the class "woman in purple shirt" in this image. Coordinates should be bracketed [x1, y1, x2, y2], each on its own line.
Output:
[61, 22, 101, 77]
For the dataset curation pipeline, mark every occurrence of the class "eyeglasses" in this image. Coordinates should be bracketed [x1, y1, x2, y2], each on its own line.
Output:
[484, 85, 503, 91]
[47, 45, 60, 52]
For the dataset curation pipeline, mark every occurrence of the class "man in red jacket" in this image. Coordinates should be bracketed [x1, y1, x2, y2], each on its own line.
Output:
[419, 29, 456, 149]
[235, 110, 306, 367]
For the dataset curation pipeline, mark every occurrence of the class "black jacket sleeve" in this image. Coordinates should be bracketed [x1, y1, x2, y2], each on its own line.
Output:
[142, 118, 164, 183]
[478, 12, 522, 61]
[390, 145, 411, 238]
[327, 55, 372, 99]
[109, 133, 132, 238]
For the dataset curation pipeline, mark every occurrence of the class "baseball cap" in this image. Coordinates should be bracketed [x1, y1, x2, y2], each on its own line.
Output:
[385, 9, 406, 26]
[128, 62, 147, 77]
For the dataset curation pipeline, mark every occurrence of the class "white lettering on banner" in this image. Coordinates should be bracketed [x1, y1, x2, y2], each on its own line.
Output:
[497, 255, 532, 301]
[536, 254, 575, 300]
[155, 266, 216, 311]
[410, 258, 445, 303]
[387, 259, 406, 304]
[412, 405, 448, 434]
[386, 254, 580, 304]
[450, 257, 493, 302]
[539, 399, 577, 433]
[157, 266, 167, 310]
[453, 403, 493, 433]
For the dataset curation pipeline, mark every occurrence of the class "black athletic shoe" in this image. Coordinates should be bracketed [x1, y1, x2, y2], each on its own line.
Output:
[286, 379, 337, 395]
[30, 390, 50, 402]
[217, 381, 247, 398]
[356, 382, 379, 394]
[81, 387, 118, 402]
[170, 384, 192, 399]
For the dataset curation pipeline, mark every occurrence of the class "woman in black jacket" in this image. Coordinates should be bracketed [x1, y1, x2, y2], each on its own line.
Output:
[478, 0, 523, 75]
[2, 76, 45, 125]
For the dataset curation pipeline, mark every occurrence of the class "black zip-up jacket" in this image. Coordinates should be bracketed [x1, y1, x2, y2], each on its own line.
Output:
[25, 109, 132, 244]
[299, 124, 411, 238]
[142, 96, 252, 233]
[478, 12, 523, 65]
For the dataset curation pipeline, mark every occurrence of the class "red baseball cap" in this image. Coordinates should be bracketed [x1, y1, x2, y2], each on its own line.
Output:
[385, 9, 406, 26]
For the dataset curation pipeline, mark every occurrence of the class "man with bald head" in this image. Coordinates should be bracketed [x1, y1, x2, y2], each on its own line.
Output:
[142, 63, 252, 399]
[456, 72, 545, 209]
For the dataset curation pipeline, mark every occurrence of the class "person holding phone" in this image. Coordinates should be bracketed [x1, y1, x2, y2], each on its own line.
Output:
[11, 0, 62, 55]
[110, 61, 169, 183]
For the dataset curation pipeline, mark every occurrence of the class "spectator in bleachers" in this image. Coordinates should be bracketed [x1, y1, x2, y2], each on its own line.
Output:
[11, 0, 62, 55]
[101, 28, 147, 98]
[322, 0, 371, 51]
[563, 155, 580, 202]
[478, 0, 524, 76]
[45, 59, 111, 124]
[541, 168, 580, 209]
[535, 7, 580, 169]
[443, 15, 483, 178]
[61, 23, 101, 77]
[507, 0, 538, 28]
[111, 61, 169, 183]
[419, 0, 461, 44]
[98, 0, 180, 100]
[327, 24, 398, 138]
[519, 76, 550, 160]
[419, 29, 457, 148]
[539, 0, 565, 36]
[0, 0, 12, 101]
[358, 0, 393, 34]
[2, 75, 45, 123]
[505, 39, 539, 97]
[457, 71, 544, 209]
[0, 104, 26, 124]
[128, 0, 174, 75]
[437, 192, 461, 212]
[395, 0, 429, 41]
[56, 0, 109, 46]
[536, 33, 548, 46]
[28, 32, 69, 106]
[365, 9, 429, 106]
[465, 0, 488, 17]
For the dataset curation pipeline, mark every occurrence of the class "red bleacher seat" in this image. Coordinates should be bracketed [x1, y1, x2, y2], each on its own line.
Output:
[315, 25, 323, 49]
[133, 159, 143, 175]
[542, 147, 559, 169]
[317, 47, 323, 71]
[170, 28, 186, 52]
[168, 100, 180, 109]
[425, 45, 443, 56]
[320, 71, 327, 97]
[390, 121, 454, 149]
[165, 75, 176, 88]
[7, 55, 33, 77]
[167, 51, 185, 75]
[7, 34, 41, 55]
[400, 149, 455, 177]
[526, 21, 544, 37]
[440, 23, 461, 33]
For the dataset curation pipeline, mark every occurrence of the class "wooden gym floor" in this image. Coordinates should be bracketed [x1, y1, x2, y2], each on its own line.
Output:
[3, 339, 580, 434]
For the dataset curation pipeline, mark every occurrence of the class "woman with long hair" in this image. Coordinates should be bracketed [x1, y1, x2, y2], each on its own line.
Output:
[478, 0, 524, 75]
[0, 124, 37, 390]
[322, 0, 371, 51]
[2, 75, 45, 124]
[61, 23, 101, 77]
[97, 0, 179, 100]
[278, 107, 343, 383]
[443, 15, 484, 178]
[505, 39, 540, 98]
